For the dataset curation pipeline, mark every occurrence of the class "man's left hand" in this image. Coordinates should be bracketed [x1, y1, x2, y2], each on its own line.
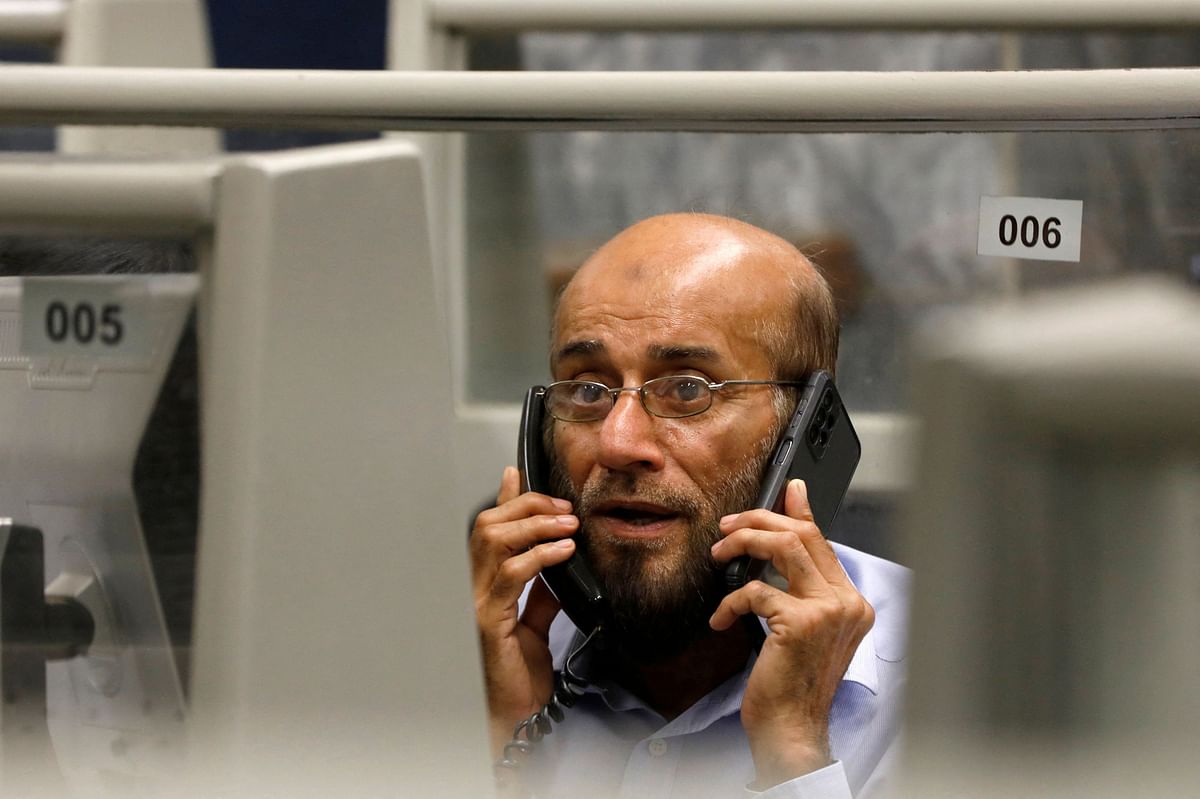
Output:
[709, 479, 875, 790]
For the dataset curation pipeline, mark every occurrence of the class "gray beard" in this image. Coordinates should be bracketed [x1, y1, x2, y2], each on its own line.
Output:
[548, 430, 777, 665]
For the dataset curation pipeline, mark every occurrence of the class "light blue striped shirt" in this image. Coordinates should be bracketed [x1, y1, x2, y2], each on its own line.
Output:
[525, 543, 910, 798]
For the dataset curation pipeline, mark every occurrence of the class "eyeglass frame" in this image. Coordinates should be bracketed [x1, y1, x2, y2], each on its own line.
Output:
[538, 375, 806, 422]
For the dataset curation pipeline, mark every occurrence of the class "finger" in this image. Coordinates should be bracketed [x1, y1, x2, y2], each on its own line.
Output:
[709, 580, 789, 631]
[719, 508, 801, 535]
[482, 539, 577, 619]
[783, 480, 850, 587]
[519, 575, 562, 641]
[711, 528, 828, 598]
[783, 478, 816, 523]
[718, 480, 816, 534]
[496, 465, 521, 505]
[475, 490, 572, 532]
[717, 482, 847, 588]
[476, 512, 578, 554]
[471, 513, 578, 591]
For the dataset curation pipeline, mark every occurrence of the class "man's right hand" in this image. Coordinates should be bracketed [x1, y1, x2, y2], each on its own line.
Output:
[470, 465, 579, 756]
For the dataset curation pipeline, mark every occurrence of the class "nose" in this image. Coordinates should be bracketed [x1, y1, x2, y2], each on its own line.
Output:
[594, 390, 665, 474]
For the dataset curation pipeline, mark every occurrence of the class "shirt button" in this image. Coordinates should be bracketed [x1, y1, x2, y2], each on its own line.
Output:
[647, 738, 668, 758]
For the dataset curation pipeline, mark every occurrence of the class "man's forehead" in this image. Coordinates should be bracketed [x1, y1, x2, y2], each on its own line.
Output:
[550, 214, 814, 373]
[559, 235, 798, 329]
[552, 268, 775, 375]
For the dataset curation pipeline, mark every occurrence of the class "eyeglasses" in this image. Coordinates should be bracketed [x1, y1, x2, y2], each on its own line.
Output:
[541, 376, 804, 422]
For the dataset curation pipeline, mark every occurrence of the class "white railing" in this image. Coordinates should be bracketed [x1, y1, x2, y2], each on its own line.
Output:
[0, 156, 216, 234]
[1, 66, 1199, 132]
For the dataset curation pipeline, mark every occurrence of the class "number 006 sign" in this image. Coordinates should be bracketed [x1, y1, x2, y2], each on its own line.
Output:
[20, 278, 152, 358]
[978, 196, 1083, 263]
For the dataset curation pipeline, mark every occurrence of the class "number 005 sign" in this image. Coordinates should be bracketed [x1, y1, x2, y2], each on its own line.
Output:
[20, 278, 152, 358]
[978, 196, 1083, 263]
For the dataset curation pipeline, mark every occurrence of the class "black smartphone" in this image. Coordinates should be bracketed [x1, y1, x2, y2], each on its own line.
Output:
[724, 371, 861, 589]
[518, 386, 612, 638]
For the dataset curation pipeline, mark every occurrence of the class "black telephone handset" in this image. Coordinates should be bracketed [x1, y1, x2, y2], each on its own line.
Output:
[518, 386, 612, 639]
[724, 370, 861, 589]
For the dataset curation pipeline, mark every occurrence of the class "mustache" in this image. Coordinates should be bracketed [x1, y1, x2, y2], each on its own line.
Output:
[573, 471, 707, 521]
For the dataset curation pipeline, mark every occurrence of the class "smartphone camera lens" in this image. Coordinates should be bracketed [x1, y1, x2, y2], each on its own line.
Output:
[820, 391, 834, 412]
[826, 404, 840, 425]
[808, 425, 822, 446]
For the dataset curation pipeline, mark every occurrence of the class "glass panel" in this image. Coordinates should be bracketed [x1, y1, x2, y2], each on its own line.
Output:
[0, 237, 198, 792]
[466, 127, 1200, 408]
[0, 235, 198, 672]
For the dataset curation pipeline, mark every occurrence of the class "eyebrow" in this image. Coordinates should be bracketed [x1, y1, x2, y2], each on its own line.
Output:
[552, 340, 723, 367]
[647, 344, 722, 364]
[554, 339, 605, 364]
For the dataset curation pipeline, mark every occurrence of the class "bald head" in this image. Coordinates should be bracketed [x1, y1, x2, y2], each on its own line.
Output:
[554, 213, 839, 382]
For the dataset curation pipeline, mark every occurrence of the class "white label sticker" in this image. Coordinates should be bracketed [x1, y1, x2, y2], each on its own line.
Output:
[20, 278, 151, 358]
[978, 196, 1083, 263]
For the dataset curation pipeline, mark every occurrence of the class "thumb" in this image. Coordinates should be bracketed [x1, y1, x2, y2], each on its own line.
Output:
[784, 478, 815, 523]
[496, 465, 521, 505]
[520, 576, 563, 641]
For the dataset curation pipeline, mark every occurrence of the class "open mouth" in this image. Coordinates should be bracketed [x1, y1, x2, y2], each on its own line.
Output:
[593, 501, 680, 529]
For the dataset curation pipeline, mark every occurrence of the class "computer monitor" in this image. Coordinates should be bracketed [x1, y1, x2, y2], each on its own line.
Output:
[187, 140, 493, 797]
[900, 276, 1200, 797]
[0, 273, 197, 795]
[0, 141, 495, 798]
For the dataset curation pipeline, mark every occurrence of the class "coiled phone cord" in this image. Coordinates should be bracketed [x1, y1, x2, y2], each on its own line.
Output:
[494, 626, 602, 796]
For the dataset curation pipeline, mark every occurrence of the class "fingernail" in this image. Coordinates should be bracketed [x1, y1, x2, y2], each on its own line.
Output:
[719, 514, 735, 527]
[552, 498, 572, 511]
[710, 540, 722, 553]
[554, 538, 575, 549]
[556, 515, 577, 527]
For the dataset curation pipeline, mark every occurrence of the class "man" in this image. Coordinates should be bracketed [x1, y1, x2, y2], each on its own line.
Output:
[471, 213, 909, 797]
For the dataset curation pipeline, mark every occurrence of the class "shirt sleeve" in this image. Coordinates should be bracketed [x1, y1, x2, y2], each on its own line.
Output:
[743, 761, 853, 799]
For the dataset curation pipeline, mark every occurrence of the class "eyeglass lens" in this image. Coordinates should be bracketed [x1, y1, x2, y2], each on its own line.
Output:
[544, 376, 713, 421]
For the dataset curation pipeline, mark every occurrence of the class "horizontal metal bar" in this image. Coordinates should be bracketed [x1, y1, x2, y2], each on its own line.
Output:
[0, 66, 1199, 133]
[0, 156, 218, 235]
[431, 0, 1200, 32]
[0, 0, 66, 44]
